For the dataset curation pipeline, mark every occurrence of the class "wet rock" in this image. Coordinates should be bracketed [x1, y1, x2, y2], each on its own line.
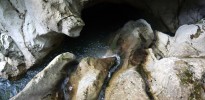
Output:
[144, 49, 205, 100]
[0, 78, 17, 100]
[10, 52, 76, 100]
[104, 19, 152, 100]
[108, 19, 154, 57]
[68, 57, 115, 100]
[0, 61, 26, 80]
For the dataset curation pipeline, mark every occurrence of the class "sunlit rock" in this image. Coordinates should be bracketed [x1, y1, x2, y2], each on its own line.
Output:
[10, 52, 75, 100]
[0, 0, 84, 78]
[168, 23, 205, 57]
[143, 49, 205, 100]
[68, 57, 115, 100]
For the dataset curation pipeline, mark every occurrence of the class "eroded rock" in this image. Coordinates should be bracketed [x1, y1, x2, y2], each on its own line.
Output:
[67, 57, 115, 100]
[108, 19, 154, 57]
[104, 19, 153, 100]
[168, 23, 205, 57]
[0, 0, 84, 78]
[144, 49, 205, 100]
[10, 52, 76, 100]
[1, 0, 205, 79]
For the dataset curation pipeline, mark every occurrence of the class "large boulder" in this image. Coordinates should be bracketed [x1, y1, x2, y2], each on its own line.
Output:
[104, 19, 153, 100]
[67, 57, 115, 100]
[107, 19, 154, 57]
[0, 0, 84, 78]
[105, 67, 149, 100]
[144, 49, 205, 100]
[168, 23, 205, 57]
[10, 52, 76, 100]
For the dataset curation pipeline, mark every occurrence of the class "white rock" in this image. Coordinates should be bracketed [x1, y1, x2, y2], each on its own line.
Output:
[152, 31, 173, 58]
[0, 61, 7, 72]
[105, 67, 149, 100]
[10, 52, 76, 100]
[144, 49, 205, 100]
[169, 23, 205, 57]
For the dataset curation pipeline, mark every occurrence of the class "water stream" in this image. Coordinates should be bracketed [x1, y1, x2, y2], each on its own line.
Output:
[98, 55, 121, 100]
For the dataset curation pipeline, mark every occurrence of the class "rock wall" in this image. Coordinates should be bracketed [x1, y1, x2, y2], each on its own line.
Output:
[0, 0, 84, 79]
[0, 0, 205, 80]
[9, 18, 205, 100]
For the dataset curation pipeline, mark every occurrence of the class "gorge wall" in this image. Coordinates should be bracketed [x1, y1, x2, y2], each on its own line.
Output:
[0, 0, 204, 79]
[0, 0, 205, 100]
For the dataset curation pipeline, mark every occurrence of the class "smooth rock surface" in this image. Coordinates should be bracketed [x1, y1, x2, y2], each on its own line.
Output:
[0, 0, 84, 78]
[10, 52, 76, 100]
[68, 57, 115, 100]
[168, 23, 205, 57]
[104, 19, 152, 100]
[108, 19, 154, 57]
[144, 49, 205, 100]
[105, 67, 149, 100]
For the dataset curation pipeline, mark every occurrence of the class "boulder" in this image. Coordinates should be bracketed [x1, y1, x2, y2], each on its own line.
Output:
[105, 67, 149, 100]
[108, 19, 154, 57]
[10, 52, 76, 100]
[0, 0, 84, 78]
[143, 49, 205, 100]
[67, 57, 115, 100]
[168, 23, 205, 57]
[104, 19, 153, 100]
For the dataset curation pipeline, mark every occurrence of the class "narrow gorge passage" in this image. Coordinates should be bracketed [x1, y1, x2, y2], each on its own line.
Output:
[0, 2, 149, 100]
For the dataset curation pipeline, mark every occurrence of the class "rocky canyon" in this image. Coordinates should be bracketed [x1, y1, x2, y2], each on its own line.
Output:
[0, 0, 205, 100]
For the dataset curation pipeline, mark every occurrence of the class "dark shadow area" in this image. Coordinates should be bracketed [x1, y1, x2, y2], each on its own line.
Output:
[81, 2, 145, 34]
[57, 2, 152, 59]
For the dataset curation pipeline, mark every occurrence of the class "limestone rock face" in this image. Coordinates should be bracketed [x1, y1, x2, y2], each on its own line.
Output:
[1, 0, 205, 79]
[0, 0, 84, 78]
[168, 23, 205, 57]
[144, 49, 205, 100]
[152, 22, 205, 59]
[68, 57, 115, 100]
[10, 52, 76, 100]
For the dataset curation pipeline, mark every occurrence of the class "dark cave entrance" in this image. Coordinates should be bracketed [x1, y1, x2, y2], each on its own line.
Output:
[58, 2, 155, 59]
[80, 2, 146, 35]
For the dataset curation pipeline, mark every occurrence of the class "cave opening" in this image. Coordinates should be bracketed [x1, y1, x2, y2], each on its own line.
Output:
[58, 2, 154, 59]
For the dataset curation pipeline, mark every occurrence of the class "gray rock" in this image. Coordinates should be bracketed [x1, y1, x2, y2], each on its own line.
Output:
[0, 0, 84, 78]
[104, 19, 153, 100]
[144, 49, 205, 100]
[10, 52, 76, 100]
[108, 19, 154, 57]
